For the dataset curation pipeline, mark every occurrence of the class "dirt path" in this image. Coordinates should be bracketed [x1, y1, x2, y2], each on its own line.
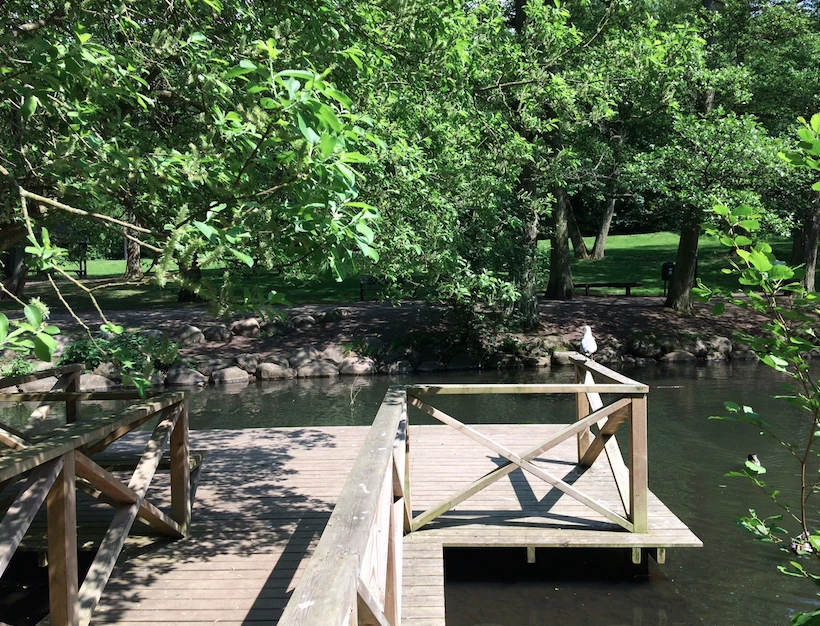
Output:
[42, 295, 766, 362]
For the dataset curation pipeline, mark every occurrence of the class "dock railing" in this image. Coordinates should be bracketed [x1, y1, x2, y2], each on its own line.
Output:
[280, 353, 649, 626]
[0, 367, 193, 626]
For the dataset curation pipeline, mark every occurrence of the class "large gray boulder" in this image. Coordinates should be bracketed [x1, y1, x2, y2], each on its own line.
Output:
[80, 373, 118, 391]
[165, 366, 207, 386]
[261, 354, 290, 368]
[551, 351, 575, 367]
[523, 356, 551, 368]
[234, 353, 259, 373]
[339, 356, 377, 376]
[203, 325, 232, 342]
[291, 314, 316, 329]
[324, 307, 352, 322]
[660, 350, 698, 363]
[594, 346, 621, 364]
[231, 318, 260, 338]
[177, 325, 204, 346]
[196, 358, 234, 377]
[140, 329, 164, 342]
[18, 377, 58, 392]
[211, 366, 251, 384]
[92, 362, 121, 381]
[709, 336, 733, 356]
[256, 363, 295, 380]
[626, 334, 662, 359]
[290, 347, 320, 368]
[383, 360, 414, 375]
[681, 336, 708, 358]
[297, 360, 340, 378]
[321, 344, 350, 365]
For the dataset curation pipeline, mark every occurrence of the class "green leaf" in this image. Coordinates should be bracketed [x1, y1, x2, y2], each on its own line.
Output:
[277, 70, 314, 81]
[296, 113, 321, 145]
[24, 304, 42, 329]
[187, 32, 207, 44]
[282, 77, 300, 100]
[316, 103, 342, 131]
[32, 333, 57, 362]
[0, 314, 7, 343]
[230, 248, 254, 267]
[194, 221, 218, 241]
[21, 95, 39, 119]
[320, 133, 337, 158]
[748, 249, 773, 272]
[734, 235, 752, 247]
[239, 59, 256, 70]
[712, 302, 725, 316]
[712, 204, 729, 216]
[356, 222, 375, 242]
[340, 152, 370, 163]
[731, 205, 754, 218]
[738, 219, 760, 231]
[325, 88, 353, 108]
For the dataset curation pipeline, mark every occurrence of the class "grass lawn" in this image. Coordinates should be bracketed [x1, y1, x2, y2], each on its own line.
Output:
[540, 231, 792, 296]
[0, 232, 794, 313]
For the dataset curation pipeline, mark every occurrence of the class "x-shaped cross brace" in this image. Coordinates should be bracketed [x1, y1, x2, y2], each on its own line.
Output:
[408, 395, 634, 532]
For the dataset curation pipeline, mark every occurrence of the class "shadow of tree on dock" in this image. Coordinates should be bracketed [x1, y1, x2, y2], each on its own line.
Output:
[419, 454, 626, 533]
[89, 425, 356, 625]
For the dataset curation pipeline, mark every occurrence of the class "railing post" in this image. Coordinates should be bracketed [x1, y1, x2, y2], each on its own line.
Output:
[65, 369, 80, 424]
[170, 396, 191, 535]
[574, 365, 592, 460]
[629, 393, 648, 533]
[47, 450, 79, 626]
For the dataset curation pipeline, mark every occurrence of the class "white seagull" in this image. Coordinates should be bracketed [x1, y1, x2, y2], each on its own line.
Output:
[580, 325, 597, 357]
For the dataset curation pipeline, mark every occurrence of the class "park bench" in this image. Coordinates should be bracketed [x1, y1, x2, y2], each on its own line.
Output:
[574, 281, 644, 296]
[359, 275, 383, 300]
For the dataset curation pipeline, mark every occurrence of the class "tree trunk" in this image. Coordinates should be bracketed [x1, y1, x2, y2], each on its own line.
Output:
[665, 212, 700, 314]
[567, 197, 590, 260]
[791, 223, 807, 266]
[123, 202, 142, 280]
[510, 164, 540, 329]
[545, 186, 574, 300]
[2, 247, 28, 299]
[177, 260, 204, 303]
[803, 196, 820, 292]
[592, 195, 616, 260]
[592, 132, 623, 260]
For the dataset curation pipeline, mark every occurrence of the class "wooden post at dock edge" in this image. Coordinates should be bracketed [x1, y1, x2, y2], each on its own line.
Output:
[629, 394, 648, 533]
[574, 366, 592, 460]
[170, 399, 191, 534]
[47, 450, 79, 626]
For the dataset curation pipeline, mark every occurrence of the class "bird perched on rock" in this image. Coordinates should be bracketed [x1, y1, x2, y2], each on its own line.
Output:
[580, 325, 597, 357]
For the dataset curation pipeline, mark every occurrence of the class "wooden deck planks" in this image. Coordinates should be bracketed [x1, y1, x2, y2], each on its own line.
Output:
[1, 423, 698, 625]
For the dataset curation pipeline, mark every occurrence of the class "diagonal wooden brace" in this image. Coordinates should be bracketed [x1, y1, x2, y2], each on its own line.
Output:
[410, 397, 633, 531]
[410, 396, 632, 530]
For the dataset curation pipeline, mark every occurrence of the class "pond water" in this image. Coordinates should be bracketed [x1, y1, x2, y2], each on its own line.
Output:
[3, 362, 818, 624]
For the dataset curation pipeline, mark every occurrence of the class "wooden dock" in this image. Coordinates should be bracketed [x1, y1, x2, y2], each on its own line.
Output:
[0, 355, 701, 626]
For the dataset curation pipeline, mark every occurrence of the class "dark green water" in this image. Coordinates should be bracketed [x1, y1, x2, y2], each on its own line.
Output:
[3, 363, 818, 624]
[172, 362, 820, 625]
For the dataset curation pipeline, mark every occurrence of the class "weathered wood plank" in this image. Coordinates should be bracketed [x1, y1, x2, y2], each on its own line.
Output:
[630, 394, 649, 533]
[408, 383, 647, 395]
[47, 450, 79, 626]
[0, 457, 63, 576]
[170, 398, 191, 534]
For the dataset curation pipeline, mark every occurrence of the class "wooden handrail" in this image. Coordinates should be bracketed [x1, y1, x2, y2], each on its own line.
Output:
[0, 364, 83, 389]
[568, 353, 648, 390]
[408, 382, 647, 395]
[0, 392, 185, 483]
[279, 386, 408, 626]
